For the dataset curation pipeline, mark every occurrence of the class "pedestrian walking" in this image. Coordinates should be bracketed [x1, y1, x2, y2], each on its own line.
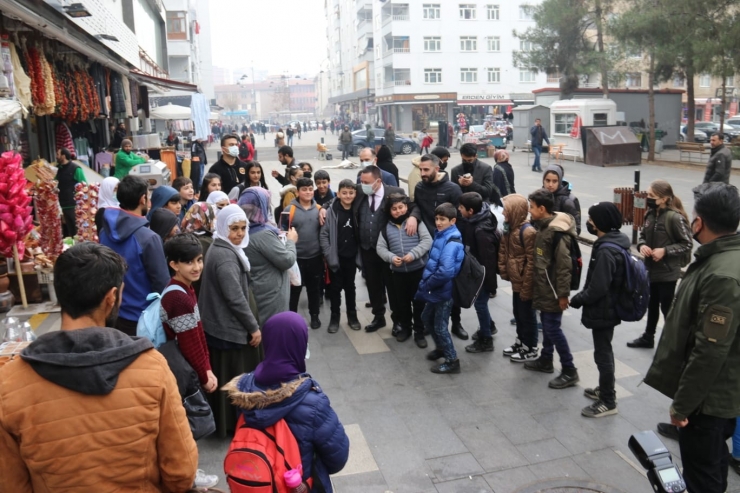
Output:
[339, 125, 353, 160]
[384, 124, 396, 157]
[704, 133, 733, 184]
[530, 118, 550, 172]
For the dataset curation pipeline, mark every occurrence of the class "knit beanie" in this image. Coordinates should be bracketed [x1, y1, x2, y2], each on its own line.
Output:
[543, 164, 563, 184]
[588, 202, 622, 232]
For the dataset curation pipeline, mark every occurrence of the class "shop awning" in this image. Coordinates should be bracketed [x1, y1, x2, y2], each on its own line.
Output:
[0, 100, 23, 126]
[457, 99, 513, 106]
[150, 103, 191, 120]
[130, 71, 198, 93]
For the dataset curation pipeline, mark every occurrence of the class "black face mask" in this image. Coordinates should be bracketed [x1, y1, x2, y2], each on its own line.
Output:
[586, 222, 598, 236]
[439, 160, 448, 171]
[691, 218, 702, 244]
[303, 171, 312, 179]
[646, 198, 658, 209]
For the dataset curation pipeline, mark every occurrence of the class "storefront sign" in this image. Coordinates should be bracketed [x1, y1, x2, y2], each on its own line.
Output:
[414, 95, 441, 100]
[457, 94, 512, 105]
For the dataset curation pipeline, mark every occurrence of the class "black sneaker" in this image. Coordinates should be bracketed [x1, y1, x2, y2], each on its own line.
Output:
[581, 400, 618, 418]
[465, 337, 494, 353]
[524, 358, 554, 373]
[396, 327, 412, 342]
[431, 359, 461, 374]
[310, 315, 321, 329]
[426, 349, 444, 361]
[472, 329, 480, 341]
[347, 311, 361, 331]
[391, 323, 402, 337]
[414, 333, 428, 348]
[503, 339, 523, 356]
[584, 387, 600, 401]
[509, 346, 538, 363]
[451, 323, 469, 340]
[327, 314, 340, 334]
[627, 335, 654, 349]
[657, 422, 679, 441]
[548, 367, 579, 389]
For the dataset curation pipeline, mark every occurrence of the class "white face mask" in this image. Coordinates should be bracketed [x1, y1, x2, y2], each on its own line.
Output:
[227, 145, 239, 157]
[360, 160, 373, 168]
[361, 183, 374, 195]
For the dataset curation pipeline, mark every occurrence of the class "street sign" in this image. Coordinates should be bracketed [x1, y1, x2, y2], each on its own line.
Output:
[716, 87, 736, 98]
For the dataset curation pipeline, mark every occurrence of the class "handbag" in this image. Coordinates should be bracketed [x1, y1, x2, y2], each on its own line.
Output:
[158, 340, 216, 441]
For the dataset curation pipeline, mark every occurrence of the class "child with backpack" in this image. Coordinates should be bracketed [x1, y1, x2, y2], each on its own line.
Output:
[498, 194, 539, 362]
[627, 179, 693, 349]
[415, 203, 465, 374]
[376, 193, 432, 346]
[523, 189, 580, 389]
[569, 202, 630, 418]
[455, 192, 501, 354]
[224, 312, 349, 493]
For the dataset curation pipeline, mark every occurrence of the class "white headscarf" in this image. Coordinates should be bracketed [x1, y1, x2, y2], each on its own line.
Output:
[98, 177, 120, 209]
[214, 204, 250, 271]
[206, 190, 230, 206]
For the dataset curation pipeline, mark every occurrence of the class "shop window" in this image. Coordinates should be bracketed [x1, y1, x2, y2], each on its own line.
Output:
[487, 68, 501, 83]
[486, 4, 500, 19]
[423, 3, 441, 19]
[519, 69, 536, 83]
[424, 68, 442, 84]
[424, 36, 442, 52]
[593, 113, 608, 126]
[461, 68, 478, 83]
[699, 73, 711, 87]
[460, 36, 478, 51]
[459, 4, 477, 19]
[486, 36, 500, 52]
[519, 6, 533, 20]
[167, 12, 187, 40]
[554, 113, 577, 134]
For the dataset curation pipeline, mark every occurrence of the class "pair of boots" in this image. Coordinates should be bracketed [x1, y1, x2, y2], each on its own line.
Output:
[523, 358, 580, 389]
[627, 332, 654, 348]
[328, 311, 361, 333]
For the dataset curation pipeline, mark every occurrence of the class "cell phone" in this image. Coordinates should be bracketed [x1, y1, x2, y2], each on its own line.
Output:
[463, 173, 472, 179]
[280, 211, 291, 231]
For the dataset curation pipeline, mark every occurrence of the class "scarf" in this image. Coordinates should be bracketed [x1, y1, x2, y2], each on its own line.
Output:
[98, 177, 119, 209]
[181, 202, 216, 236]
[214, 204, 250, 271]
[206, 191, 230, 206]
[252, 312, 308, 387]
[238, 187, 279, 236]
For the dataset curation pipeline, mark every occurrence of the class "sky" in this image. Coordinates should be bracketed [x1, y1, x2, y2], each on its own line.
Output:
[208, 0, 327, 78]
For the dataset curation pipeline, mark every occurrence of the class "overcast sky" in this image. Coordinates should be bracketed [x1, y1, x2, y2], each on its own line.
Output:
[209, 0, 327, 77]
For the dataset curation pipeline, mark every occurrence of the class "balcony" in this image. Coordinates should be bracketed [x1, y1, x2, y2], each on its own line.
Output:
[394, 79, 411, 86]
[381, 4, 409, 25]
[393, 47, 410, 53]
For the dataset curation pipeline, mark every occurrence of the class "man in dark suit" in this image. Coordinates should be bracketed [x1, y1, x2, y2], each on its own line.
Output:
[354, 165, 405, 332]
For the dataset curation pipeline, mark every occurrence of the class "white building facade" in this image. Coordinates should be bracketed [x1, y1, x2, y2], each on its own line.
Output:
[325, 0, 558, 132]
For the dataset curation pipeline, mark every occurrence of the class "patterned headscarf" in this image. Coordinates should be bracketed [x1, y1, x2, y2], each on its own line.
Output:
[181, 202, 216, 236]
[238, 186, 278, 236]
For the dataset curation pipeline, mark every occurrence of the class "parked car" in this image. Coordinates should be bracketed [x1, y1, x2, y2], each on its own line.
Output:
[679, 126, 708, 143]
[337, 129, 418, 156]
[689, 121, 740, 142]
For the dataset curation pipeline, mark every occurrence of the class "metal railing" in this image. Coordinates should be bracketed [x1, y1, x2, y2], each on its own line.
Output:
[393, 47, 410, 53]
[394, 79, 411, 86]
[393, 14, 409, 20]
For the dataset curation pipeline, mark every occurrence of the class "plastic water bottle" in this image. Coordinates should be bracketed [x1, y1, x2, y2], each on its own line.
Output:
[283, 465, 308, 493]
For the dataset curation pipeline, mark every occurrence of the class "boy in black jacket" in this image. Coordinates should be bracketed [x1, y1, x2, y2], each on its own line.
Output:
[570, 202, 628, 418]
[456, 192, 501, 353]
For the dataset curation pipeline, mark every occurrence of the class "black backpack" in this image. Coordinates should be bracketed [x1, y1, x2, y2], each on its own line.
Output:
[238, 141, 250, 160]
[600, 242, 650, 322]
[449, 238, 486, 308]
[551, 231, 582, 291]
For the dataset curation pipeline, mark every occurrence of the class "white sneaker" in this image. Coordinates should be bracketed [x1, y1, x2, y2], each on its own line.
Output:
[502, 339, 522, 356]
[509, 346, 539, 363]
[194, 469, 219, 488]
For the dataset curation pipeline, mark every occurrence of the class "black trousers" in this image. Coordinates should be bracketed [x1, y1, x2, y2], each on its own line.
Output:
[591, 327, 616, 407]
[360, 248, 394, 318]
[289, 255, 324, 316]
[61, 207, 77, 238]
[329, 255, 357, 315]
[390, 268, 425, 331]
[679, 413, 736, 493]
[645, 280, 677, 337]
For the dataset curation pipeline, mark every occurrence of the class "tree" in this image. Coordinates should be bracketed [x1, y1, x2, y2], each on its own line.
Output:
[513, 0, 600, 99]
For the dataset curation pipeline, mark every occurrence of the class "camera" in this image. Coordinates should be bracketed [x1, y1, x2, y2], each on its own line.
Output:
[629, 430, 686, 492]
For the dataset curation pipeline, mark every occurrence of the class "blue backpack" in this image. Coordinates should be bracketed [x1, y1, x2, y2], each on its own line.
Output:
[600, 242, 650, 322]
[136, 285, 187, 348]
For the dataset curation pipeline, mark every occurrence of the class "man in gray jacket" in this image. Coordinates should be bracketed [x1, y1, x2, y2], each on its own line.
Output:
[703, 133, 733, 184]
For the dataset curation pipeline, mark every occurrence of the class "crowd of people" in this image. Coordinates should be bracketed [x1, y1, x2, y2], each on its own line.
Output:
[0, 128, 739, 493]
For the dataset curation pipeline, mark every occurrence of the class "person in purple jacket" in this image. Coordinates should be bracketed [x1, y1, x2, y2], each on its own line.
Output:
[225, 312, 349, 492]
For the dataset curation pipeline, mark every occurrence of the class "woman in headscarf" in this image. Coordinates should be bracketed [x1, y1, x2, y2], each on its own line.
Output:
[205, 190, 230, 210]
[199, 204, 262, 438]
[225, 312, 349, 492]
[239, 187, 298, 325]
[376, 144, 399, 185]
[149, 208, 179, 243]
[95, 176, 119, 234]
[181, 201, 217, 296]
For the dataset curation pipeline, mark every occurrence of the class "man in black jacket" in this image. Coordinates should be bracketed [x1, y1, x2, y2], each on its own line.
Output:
[530, 118, 550, 172]
[570, 202, 628, 418]
[273, 146, 300, 186]
[451, 144, 494, 203]
[208, 134, 247, 195]
[543, 164, 582, 235]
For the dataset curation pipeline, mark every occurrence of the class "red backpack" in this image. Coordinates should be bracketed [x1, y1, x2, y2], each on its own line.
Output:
[224, 415, 312, 493]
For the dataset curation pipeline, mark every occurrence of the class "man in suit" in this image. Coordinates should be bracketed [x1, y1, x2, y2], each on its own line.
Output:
[357, 148, 398, 187]
[355, 165, 405, 332]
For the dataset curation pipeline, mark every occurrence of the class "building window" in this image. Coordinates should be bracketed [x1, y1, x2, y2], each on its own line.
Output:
[166, 12, 187, 40]
[554, 113, 577, 134]
[519, 6, 533, 20]
[423, 3, 441, 19]
[459, 4, 477, 19]
[593, 113, 609, 126]
[424, 36, 442, 52]
[424, 68, 442, 84]
[486, 36, 500, 52]
[486, 4, 500, 19]
[519, 69, 536, 83]
[519, 40, 533, 52]
[460, 67, 478, 83]
[673, 76, 684, 88]
[699, 73, 711, 87]
[460, 36, 478, 51]
[726, 76, 735, 87]
[626, 72, 642, 87]
[487, 68, 501, 83]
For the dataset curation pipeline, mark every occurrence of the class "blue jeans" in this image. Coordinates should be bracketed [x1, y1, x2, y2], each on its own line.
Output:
[539, 311, 574, 368]
[422, 299, 456, 361]
[532, 145, 542, 170]
[733, 417, 740, 459]
[513, 292, 538, 349]
[474, 287, 492, 338]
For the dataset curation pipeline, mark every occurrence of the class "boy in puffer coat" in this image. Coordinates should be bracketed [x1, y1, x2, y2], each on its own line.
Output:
[376, 194, 433, 347]
[415, 203, 465, 374]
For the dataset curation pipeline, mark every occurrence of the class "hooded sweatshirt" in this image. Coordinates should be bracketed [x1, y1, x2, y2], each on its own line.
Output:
[457, 202, 500, 292]
[287, 198, 322, 258]
[99, 208, 170, 321]
[532, 211, 578, 312]
[147, 185, 179, 221]
[0, 328, 197, 492]
[149, 208, 179, 243]
[543, 165, 581, 235]
[410, 172, 462, 236]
